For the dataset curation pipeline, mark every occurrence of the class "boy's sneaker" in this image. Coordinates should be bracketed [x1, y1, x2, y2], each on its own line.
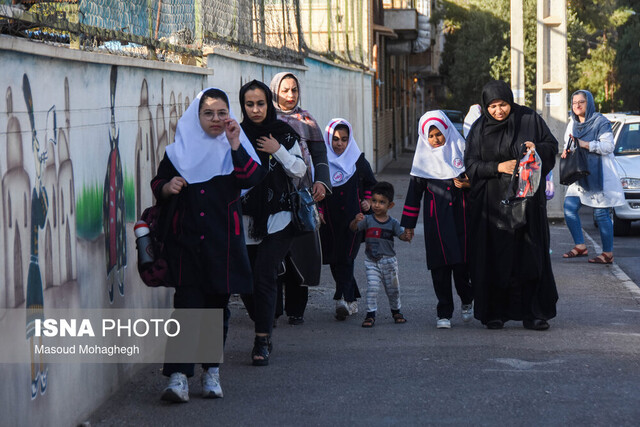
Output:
[335, 299, 349, 320]
[201, 368, 223, 398]
[461, 303, 474, 323]
[348, 301, 358, 315]
[162, 372, 189, 403]
[436, 318, 451, 329]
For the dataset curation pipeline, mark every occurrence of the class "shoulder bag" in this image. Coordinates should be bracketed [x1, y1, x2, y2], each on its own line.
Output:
[559, 135, 590, 185]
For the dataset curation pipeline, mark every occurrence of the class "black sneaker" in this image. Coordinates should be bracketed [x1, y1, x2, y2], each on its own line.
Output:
[288, 316, 304, 325]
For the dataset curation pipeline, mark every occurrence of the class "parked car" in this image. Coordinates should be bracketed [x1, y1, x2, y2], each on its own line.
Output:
[607, 114, 640, 236]
[442, 110, 465, 136]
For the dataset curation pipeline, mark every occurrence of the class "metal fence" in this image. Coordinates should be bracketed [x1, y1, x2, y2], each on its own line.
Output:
[0, 0, 370, 67]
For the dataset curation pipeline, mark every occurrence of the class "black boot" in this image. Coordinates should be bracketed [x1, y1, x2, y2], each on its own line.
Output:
[252, 335, 271, 366]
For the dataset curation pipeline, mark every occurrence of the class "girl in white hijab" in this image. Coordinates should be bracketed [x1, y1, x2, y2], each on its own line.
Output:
[152, 88, 264, 403]
[319, 118, 377, 320]
[401, 110, 473, 330]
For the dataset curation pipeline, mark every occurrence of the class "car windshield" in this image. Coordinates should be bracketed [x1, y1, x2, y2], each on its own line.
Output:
[614, 122, 640, 155]
[444, 111, 463, 123]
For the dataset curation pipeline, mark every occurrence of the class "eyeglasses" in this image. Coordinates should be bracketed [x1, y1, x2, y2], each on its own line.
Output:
[200, 110, 229, 121]
[572, 100, 586, 106]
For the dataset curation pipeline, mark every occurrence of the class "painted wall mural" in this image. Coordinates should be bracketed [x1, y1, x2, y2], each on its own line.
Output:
[0, 53, 200, 412]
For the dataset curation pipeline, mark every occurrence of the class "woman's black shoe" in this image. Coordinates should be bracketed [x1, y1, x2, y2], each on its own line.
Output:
[252, 335, 271, 366]
[486, 319, 504, 329]
[523, 319, 550, 331]
[288, 316, 304, 325]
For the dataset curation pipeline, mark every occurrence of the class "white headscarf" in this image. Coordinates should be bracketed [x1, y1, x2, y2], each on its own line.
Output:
[324, 118, 362, 187]
[165, 88, 259, 184]
[463, 104, 482, 138]
[410, 110, 466, 180]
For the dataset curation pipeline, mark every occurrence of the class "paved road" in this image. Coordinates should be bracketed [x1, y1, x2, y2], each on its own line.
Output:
[87, 154, 640, 427]
[577, 209, 640, 286]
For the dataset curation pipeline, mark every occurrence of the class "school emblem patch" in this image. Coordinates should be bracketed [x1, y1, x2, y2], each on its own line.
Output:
[453, 158, 463, 169]
[333, 171, 344, 183]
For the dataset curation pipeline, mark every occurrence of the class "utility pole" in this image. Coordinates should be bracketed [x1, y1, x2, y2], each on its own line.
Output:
[510, 0, 525, 105]
[536, 0, 568, 218]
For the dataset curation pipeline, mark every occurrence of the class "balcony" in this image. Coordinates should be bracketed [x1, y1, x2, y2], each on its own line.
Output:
[384, 9, 418, 40]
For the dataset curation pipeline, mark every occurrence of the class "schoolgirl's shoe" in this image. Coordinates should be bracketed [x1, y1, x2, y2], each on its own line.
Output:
[461, 304, 474, 323]
[201, 368, 223, 398]
[335, 299, 349, 320]
[162, 372, 189, 403]
[436, 318, 451, 329]
[348, 301, 359, 315]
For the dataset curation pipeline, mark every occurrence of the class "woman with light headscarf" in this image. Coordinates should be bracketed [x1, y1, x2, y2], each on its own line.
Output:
[269, 72, 331, 325]
[561, 89, 624, 264]
[401, 110, 473, 329]
[152, 88, 264, 402]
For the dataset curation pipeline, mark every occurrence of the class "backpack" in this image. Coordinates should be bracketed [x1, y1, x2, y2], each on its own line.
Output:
[135, 198, 177, 288]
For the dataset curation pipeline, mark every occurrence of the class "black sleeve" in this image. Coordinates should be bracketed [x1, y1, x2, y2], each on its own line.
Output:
[464, 123, 500, 182]
[307, 139, 332, 193]
[150, 154, 179, 203]
[231, 145, 268, 188]
[400, 177, 425, 228]
[357, 154, 377, 200]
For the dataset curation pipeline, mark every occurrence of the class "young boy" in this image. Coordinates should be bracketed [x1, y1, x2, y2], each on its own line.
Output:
[350, 181, 411, 327]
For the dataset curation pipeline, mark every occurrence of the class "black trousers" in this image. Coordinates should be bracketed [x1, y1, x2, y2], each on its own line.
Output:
[275, 263, 308, 318]
[330, 259, 361, 303]
[162, 287, 230, 378]
[242, 225, 295, 335]
[430, 263, 473, 319]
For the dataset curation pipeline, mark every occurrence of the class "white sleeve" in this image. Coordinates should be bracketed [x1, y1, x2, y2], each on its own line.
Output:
[272, 142, 307, 178]
[589, 131, 615, 156]
[563, 121, 573, 150]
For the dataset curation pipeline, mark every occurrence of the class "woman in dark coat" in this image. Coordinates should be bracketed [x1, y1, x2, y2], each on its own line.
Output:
[152, 88, 264, 402]
[269, 72, 331, 325]
[464, 80, 558, 330]
[238, 80, 307, 366]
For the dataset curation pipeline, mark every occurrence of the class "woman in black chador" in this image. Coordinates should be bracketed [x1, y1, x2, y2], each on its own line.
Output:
[464, 80, 558, 330]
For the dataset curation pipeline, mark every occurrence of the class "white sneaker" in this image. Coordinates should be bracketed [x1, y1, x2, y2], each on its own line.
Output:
[335, 299, 349, 320]
[161, 372, 189, 403]
[461, 303, 474, 323]
[348, 301, 359, 315]
[436, 318, 451, 329]
[201, 368, 223, 398]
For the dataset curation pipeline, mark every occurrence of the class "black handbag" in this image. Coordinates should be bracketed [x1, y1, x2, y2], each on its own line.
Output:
[559, 136, 590, 185]
[496, 161, 530, 231]
[289, 187, 320, 234]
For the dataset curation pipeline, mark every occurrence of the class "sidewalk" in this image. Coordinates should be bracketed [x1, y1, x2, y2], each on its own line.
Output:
[87, 153, 640, 427]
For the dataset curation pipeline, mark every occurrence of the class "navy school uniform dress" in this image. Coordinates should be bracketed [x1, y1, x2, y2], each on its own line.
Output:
[152, 146, 265, 377]
[401, 176, 473, 319]
[320, 153, 376, 302]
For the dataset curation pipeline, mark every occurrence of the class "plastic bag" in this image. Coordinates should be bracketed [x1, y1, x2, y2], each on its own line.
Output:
[516, 149, 542, 198]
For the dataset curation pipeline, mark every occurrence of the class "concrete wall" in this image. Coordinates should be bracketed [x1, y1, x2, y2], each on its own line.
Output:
[207, 50, 375, 171]
[0, 38, 374, 426]
[0, 37, 209, 426]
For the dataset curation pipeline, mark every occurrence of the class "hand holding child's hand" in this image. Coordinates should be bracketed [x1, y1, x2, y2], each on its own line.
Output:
[401, 228, 414, 243]
[453, 176, 470, 189]
[360, 199, 371, 211]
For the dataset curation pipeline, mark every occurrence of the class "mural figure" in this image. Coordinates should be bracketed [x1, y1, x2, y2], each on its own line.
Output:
[57, 77, 77, 284]
[3, 87, 31, 311]
[134, 79, 156, 219]
[103, 66, 127, 303]
[23, 74, 55, 399]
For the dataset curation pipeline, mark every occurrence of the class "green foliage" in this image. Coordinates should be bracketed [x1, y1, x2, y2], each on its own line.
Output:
[124, 169, 136, 222]
[76, 182, 102, 241]
[437, 0, 639, 112]
[75, 171, 135, 240]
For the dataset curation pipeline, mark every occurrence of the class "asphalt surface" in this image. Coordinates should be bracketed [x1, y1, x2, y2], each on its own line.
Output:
[87, 153, 640, 427]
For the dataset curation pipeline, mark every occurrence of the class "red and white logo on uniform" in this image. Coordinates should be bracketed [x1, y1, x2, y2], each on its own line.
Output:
[333, 171, 344, 182]
[453, 158, 463, 169]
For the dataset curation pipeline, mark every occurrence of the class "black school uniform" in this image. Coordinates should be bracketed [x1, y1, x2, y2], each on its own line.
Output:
[319, 153, 376, 302]
[151, 146, 264, 293]
[401, 176, 473, 319]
